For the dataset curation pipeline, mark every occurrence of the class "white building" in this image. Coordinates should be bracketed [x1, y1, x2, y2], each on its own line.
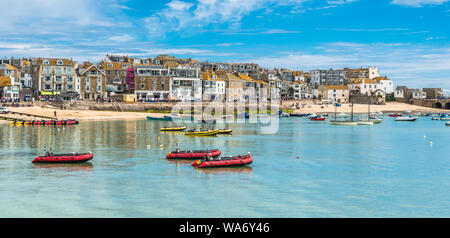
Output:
[348, 78, 380, 96]
[201, 71, 226, 101]
[374, 76, 394, 94]
[368, 66, 380, 79]
[318, 85, 350, 103]
[411, 89, 427, 99]
[170, 65, 202, 102]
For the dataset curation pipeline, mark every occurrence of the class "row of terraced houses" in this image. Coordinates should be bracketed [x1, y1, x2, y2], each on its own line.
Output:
[0, 54, 412, 103]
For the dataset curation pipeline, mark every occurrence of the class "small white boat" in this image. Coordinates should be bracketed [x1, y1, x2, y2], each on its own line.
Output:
[357, 121, 374, 125]
[370, 118, 383, 124]
[279, 112, 290, 117]
[395, 116, 417, 121]
[330, 120, 358, 126]
[446, 122, 450, 126]
[307, 113, 317, 118]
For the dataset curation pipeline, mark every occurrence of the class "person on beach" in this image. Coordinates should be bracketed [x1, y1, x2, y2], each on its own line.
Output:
[54, 110, 57, 118]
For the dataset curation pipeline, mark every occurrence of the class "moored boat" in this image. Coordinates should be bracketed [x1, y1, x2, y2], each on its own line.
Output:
[446, 122, 450, 126]
[32, 152, 93, 163]
[357, 121, 374, 125]
[330, 120, 358, 126]
[389, 113, 403, 117]
[370, 118, 383, 124]
[217, 129, 233, 134]
[192, 153, 253, 168]
[160, 126, 187, 131]
[289, 113, 305, 117]
[147, 115, 172, 121]
[310, 116, 326, 121]
[395, 116, 417, 121]
[310, 115, 325, 121]
[166, 149, 221, 160]
[279, 111, 290, 117]
[185, 129, 219, 136]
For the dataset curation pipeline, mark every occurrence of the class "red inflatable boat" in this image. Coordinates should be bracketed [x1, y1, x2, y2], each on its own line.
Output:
[166, 149, 221, 159]
[32, 152, 93, 163]
[192, 153, 253, 168]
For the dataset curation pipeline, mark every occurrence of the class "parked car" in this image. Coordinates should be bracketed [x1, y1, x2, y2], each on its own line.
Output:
[0, 106, 9, 114]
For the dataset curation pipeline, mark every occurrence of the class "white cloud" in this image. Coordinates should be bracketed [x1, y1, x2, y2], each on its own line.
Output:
[327, 0, 359, 4]
[391, 0, 450, 7]
[0, 0, 115, 30]
[250, 42, 450, 91]
[144, 0, 308, 38]
[107, 34, 135, 43]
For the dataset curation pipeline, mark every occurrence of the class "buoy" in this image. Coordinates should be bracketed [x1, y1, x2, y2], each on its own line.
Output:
[297, 156, 300, 159]
[429, 142, 432, 144]
[424, 136, 426, 138]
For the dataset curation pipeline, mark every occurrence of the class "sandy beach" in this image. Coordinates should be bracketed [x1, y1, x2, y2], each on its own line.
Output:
[0, 106, 164, 124]
[1, 102, 448, 124]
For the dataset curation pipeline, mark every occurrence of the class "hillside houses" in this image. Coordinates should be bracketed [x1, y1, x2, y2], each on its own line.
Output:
[0, 54, 408, 103]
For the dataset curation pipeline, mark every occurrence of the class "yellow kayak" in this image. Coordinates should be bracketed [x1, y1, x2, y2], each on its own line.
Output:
[185, 129, 219, 136]
[217, 129, 233, 134]
[15, 121, 23, 126]
[160, 126, 187, 131]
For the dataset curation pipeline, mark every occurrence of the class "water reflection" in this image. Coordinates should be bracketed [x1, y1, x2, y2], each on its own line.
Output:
[193, 166, 253, 175]
[33, 162, 94, 172]
[0, 117, 449, 217]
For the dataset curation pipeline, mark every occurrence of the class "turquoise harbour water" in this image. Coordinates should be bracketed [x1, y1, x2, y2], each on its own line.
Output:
[0, 116, 449, 217]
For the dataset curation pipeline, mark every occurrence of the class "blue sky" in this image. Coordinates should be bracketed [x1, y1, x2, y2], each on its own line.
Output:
[0, 0, 449, 93]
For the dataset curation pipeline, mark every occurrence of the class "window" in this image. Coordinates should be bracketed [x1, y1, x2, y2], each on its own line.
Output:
[56, 60, 63, 65]
[44, 84, 51, 90]
[86, 78, 90, 83]
[55, 84, 62, 90]
[141, 83, 145, 89]
[97, 77, 101, 83]
[97, 85, 101, 92]
[107, 64, 113, 68]
[43, 60, 49, 65]
[86, 85, 90, 91]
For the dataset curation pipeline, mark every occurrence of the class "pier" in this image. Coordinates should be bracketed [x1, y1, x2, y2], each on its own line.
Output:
[395, 98, 450, 110]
